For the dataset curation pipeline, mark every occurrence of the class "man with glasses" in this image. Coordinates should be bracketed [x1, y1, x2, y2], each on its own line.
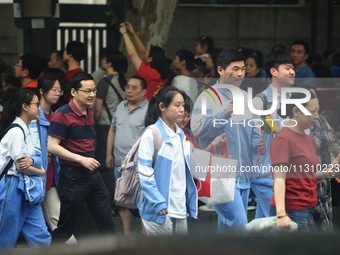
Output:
[48, 72, 115, 243]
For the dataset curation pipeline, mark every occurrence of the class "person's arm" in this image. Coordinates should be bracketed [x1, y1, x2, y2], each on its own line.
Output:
[48, 136, 100, 171]
[16, 156, 45, 176]
[119, 23, 142, 71]
[191, 92, 232, 149]
[124, 22, 148, 60]
[205, 134, 226, 153]
[138, 129, 167, 214]
[106, 127, 116, 168]
[94, 98, 104, 123]
[273, 165, 292, 229]
[19, 165, 45, 176]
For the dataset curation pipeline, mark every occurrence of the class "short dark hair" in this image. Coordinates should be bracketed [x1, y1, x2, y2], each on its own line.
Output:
[65, 41, 86, 62]
[51, 50, 63, 61]
[176, 49, 195, 71]
[216, 49, 244, 70]
[291, 39, 310, 55]
[69, 72, 94, 91]
[128, 75, 147, 90]
[264, 49, 294, 78]
[20, 53, 46, 79]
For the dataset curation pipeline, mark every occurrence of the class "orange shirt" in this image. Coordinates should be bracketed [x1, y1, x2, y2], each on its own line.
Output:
[23, 80, 38, 89]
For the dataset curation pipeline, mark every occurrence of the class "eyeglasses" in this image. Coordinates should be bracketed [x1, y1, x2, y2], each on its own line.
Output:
[78, 88, 97, 94]
[51, 88, 64, 96]
[29, 102, 40, 107]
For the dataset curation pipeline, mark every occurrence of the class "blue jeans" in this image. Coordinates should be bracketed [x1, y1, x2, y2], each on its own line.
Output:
[114, 164, 122, 183]
[270, 206, 313, 231]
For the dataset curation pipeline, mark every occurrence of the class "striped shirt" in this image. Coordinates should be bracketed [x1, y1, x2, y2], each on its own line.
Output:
[48, 99, 95, 166]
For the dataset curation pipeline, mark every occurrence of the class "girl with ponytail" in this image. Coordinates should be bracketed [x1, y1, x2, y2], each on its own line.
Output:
[137, 86, 198, 236]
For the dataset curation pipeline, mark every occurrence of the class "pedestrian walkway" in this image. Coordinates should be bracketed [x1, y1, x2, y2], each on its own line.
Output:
[73, 204, 340, 237]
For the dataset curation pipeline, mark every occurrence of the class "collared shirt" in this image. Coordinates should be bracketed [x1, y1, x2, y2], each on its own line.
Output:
[0, 117, 35, 176]
[111, 99, 148, 165]
[48, 99, 95, 166]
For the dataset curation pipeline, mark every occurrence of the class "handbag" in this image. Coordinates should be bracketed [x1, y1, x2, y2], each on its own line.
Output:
[191, 144, 237, 205]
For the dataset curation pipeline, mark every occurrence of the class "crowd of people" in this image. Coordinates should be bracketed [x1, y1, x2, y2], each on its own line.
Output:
[0, 21, 340, 250]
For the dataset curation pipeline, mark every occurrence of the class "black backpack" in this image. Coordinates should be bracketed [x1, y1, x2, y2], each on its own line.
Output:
[0, 124, 26, 180]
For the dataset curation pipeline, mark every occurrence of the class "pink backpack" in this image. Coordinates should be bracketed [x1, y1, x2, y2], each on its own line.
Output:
[114, 125, 162, 209]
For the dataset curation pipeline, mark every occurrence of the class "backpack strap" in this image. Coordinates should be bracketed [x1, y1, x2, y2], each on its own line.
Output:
[102, 77, 124, 122]
[148, 124, 162, 163]
[1, 123, 26, 142]
[0, 124, 26, 180]
[104, 76, 124, 102]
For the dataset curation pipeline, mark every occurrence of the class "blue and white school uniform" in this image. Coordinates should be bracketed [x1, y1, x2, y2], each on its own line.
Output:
[0, 117, 51, 250]
[191, 85, 260, 231]
[137, 118, 198, 235]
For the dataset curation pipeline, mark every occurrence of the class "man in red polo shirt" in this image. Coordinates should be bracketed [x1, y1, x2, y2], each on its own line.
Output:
[48, 72, 115, 242]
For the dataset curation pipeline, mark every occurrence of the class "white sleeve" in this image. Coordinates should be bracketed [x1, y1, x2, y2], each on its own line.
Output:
[7, 129, 27, 162]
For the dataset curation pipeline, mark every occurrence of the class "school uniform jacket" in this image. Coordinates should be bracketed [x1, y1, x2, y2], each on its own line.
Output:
[137, 118, 198, 224]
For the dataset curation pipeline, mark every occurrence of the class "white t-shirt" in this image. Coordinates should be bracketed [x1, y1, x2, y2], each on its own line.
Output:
[160, 119, 187, 219]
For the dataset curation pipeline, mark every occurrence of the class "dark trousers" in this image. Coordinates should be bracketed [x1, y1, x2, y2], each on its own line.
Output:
[52, 166, 115, 242]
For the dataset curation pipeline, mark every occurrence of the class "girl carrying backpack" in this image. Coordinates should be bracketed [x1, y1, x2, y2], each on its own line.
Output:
[0, 89, 51, 250]
[137, 86, 198, 236]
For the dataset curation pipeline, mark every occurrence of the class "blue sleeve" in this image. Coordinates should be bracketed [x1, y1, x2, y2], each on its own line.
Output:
[191, 91, 230, 149]
[137, 129, 167, 213]
[250, 126, 261, 152]
[31, 149, 42, 169]
[197, 111, 229, 149]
